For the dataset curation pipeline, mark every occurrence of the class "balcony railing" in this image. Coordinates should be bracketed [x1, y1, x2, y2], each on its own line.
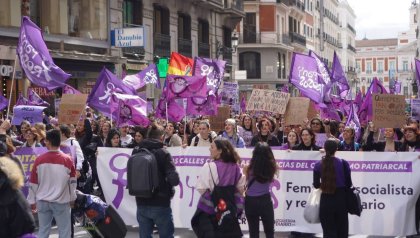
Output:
[122, 46, 145, 56]
[154, 33, 171, 57]
[284, 0, 305, 12]
[289, 31, 306, 46]
[198, 42, 210, 58]
[347, 24, 356, 34]
[347, 44, 356, 53]
[239, 32, 290, 44]
[178, 38, 192, 58]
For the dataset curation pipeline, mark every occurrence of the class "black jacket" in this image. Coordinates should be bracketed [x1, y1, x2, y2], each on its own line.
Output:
[363, 131, 403, 152]
[250, 133, 281, 147]
[134, 139, 180, 207]
[292, 143, 321, 151]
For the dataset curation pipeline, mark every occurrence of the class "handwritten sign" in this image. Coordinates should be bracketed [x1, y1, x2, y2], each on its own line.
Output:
[209, 106, 230, 133]
[11, 105, 46, 125]
[372, 94, 406, 128]
[246, 89, 290, 114]
[307, 101, 319, 120]
[284, 97, 310, 125]
[58, 94, 88, 125]
[411, 99, 420, 121]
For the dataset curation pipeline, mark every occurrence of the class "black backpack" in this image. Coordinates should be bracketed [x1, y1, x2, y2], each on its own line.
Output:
[193, 134, 213, 146]
[208, 164, 242, 237]
[126, 148, 159, 198]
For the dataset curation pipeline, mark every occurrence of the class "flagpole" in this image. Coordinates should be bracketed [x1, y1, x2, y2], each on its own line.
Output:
[6, 55, 18, 119]
[165, 102, 169, 123]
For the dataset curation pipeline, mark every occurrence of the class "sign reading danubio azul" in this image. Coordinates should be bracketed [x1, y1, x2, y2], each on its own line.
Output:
[113, 27, 144, 47]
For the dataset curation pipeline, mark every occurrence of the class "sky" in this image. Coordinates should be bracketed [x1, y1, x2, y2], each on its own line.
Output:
[349, 0, 416, 40]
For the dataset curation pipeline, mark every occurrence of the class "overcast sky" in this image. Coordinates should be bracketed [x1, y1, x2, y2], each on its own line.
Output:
[349, 0, 416, 40]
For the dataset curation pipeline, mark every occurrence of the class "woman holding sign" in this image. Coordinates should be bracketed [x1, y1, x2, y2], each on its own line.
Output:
[364, 122, 402, 152]
[313, 139, 353, 238]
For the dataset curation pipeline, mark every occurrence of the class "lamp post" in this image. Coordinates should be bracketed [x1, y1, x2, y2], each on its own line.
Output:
[216, 32, 239, 59]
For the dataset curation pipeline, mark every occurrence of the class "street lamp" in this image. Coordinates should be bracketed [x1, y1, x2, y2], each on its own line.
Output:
[216, 32, 239, 58]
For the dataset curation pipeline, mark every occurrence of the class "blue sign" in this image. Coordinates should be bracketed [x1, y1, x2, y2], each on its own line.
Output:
[111, 27, 144, 47]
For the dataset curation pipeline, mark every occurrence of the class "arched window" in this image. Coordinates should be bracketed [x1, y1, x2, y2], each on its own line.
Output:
[239, 52, 261, 79]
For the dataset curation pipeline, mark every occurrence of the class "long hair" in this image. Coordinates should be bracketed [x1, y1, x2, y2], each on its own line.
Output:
[105, 128, 121, 147]
[241, 114, 254, 131]
[287, 130, 300, 147]
[321, 139, 338, 194]
[248, 142, 278, 183]
[300, 128, 316, 146]
[311, 118, 325, 133]
[214, 138, 240, 164]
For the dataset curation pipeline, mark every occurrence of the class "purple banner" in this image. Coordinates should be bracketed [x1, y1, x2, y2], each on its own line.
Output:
[27, 88, 50, 106]
[193, 57, 226, 95]
[165, 75, 208, 101]
[331, 51, 350, 98]
[17, 17, 70, 91]
[123, 64, 160, 90]
[63, 84, 82, 95]
[186, 95, 218, 116]
[113, 93, 150, 127]
[11, 105, 46, 125]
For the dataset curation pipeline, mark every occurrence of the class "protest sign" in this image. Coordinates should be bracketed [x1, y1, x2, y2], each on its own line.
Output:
[246, 89, 290, 114]
[97, 147, 420, 236]
[372, 94, 405, 128]
[208, 106, 230, 132]
[284, 97, 310, 125]
[411, 99, 420, 121]
[11, 105, 46, 125]
[221, 82, 239, 112]
[58, 94, 88, 124]
[307, 101, 319, 120]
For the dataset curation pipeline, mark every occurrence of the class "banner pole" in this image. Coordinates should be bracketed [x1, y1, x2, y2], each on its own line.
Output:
[6, 55, 18, 119]
[165, 101, 169, 123]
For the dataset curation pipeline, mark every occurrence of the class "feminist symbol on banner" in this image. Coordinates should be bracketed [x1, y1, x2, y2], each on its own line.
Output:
[270, 179, 281, 209]
[98, 83, 117, 104]
[120, 104, 132, 121]
[170, 77, 188, 96]
[144, 69, 158, 84]
[109, 153, 130, 208]
[191, 96, 208, 113]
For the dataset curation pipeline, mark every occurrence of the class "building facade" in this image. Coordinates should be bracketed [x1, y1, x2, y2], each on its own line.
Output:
[0, 0, 244, 108]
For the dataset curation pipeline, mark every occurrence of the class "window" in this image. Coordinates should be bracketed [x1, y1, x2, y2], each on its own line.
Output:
[367, 77, 372, 83]
[154, 5, 170, 35]
[178, 14, 191, 40]
[378, 62, 383, 73]
[390, 61, 396, 71]
[123, 0, 143, 26]
[403, 61, 409, 71]
[356, 61, 361, 72]
[223, 27, 232, 48]
[244, 13, 256, 43]
[198, 20, 209, 43]
[366, 62, 372, 74]
[239, 52, 261, 79]
[68, 0, 108, 39]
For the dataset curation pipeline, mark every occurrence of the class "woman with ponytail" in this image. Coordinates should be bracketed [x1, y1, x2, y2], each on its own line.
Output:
[313, 139, 353, 238]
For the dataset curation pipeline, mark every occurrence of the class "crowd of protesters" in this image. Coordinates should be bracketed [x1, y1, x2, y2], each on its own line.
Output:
[0, 107, 420, 238]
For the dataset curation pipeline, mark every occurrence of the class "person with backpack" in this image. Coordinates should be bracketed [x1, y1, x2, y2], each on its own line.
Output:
[192, 138, 245, 238]
[243, 142, 278, 238]
[313, 139, 353, 238]
[189, 121, 217, 147]
[131, 122, 180, 238]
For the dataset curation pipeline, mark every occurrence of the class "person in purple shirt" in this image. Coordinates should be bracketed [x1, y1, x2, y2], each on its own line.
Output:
[243, 142, 278, 238]
[313, 139, 352, 238]
[279, 130, 300, 150]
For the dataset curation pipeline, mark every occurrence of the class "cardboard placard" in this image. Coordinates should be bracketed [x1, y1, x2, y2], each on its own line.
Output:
[58, 94, 88, 125]
[307, 101, 319, 120]
[372, 94, 406, 128]
[284, 97, 310, 125]
[411, 99, 420, 121]
[246, 89, 290, 114]
[209, 106, 230, 133]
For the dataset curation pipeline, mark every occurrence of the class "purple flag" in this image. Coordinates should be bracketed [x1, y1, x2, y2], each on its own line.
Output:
[187, 95, 218, 116]
[0, 94, 8, 111]
[17, 17, 70, 91]
[15, 92, 29, 106]
[394, 81, 402, 94]
[309, 51, 333, 102]
[193, 57, 226, 95]
[280, 84, 289, 93]
[11, 105, 46, 125]
[330, 51, 350, 98]
[165, 75, 208, 101]
[122, 64, 160, 90]
[155, 98, 186, 122]
[289, 53, 324, 104]
[416, 59, 420, 98]
[358, 77, 388, 123]
[113, 93, 150, 127]
[63, 84, 82, 95]
[27, 88, 50, 106]
[320, 103, 341, 121]
[346, 102, 361, 140]
[87, 68, 136, 118]
[240, 95, 246, 113]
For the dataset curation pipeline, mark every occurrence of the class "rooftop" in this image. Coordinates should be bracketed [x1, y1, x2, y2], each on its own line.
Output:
[355, 38, 398, 47]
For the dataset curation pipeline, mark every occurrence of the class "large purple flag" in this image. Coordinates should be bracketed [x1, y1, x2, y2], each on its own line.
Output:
[122, 64, 160, 90]
[309, 51, 332, 102]
[346, 102, 361, 140]
[320, 103, 341, 121]
[0, 94, 8, 111]
[289, 53, 324, 104]
[63, 84, 82, 95]
[87, 68, 136, 118]
[330, 51, 350, 98]
[358, 77, 388, 123]
[240, 95, 247, 113]
[155, 98, 185, 122]
[165, 75, 208, 101]
[113, 93, 150, 127]
[416, 59, 420, 98]
[15, 92, 29, 106]
[17, 17, 70, 91]
[394, 81, 402, 94]
[187, 95, 218, 116]
[193, 57, 226, 95]
[27, 88, 50, 106]
[11, 105, 46, 125]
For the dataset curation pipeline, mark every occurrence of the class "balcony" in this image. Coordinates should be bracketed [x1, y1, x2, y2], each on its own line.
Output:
[153, 33, 171, 57]
[347, 24, 356, 34]
[178, 38, 192, 58]
[347, 44, 356, 53]
[289, 32, 306, 47]
[122, 46, 145, 57]
[198, 42, 210, 58]
[239, 32, 290, 45]
[284, 0, 305, 12]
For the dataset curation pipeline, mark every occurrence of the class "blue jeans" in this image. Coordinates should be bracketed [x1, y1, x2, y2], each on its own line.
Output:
[37, 200, 71, 238]
[137, 205, 174, 238]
